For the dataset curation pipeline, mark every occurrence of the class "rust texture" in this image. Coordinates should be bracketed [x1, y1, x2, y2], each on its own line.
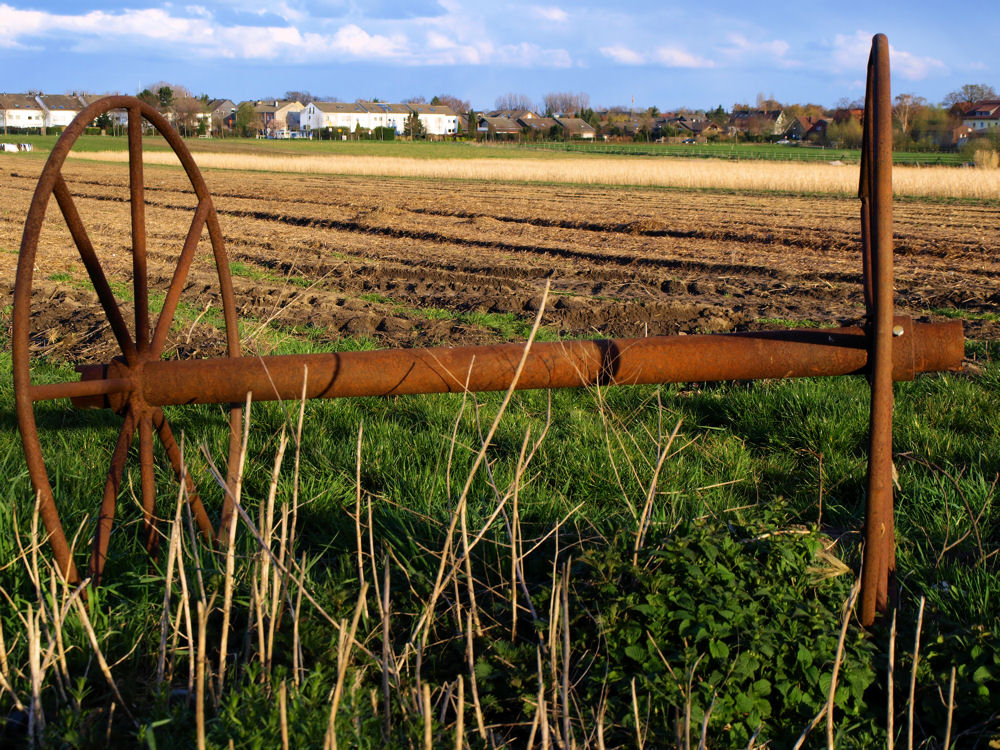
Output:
[859, 33, 897, 626]
[12, 36, 963, 609]
[63, 319, 960, 409]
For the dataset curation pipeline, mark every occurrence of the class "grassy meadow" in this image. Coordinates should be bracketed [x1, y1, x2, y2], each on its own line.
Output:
[1, 298, 998, 746]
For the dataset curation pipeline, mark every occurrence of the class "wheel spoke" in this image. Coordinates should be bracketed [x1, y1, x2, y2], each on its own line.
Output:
[139, 414, 158, 554]
[89, 409, 138, 583]
[52, 174, 138, 362]
[150, 199, 210, 357]
[152, 408, 216, 542]
[129, 106, 150, 352]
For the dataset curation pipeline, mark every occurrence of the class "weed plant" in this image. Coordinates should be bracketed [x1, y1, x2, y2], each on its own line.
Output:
[0, 327, 998, 747]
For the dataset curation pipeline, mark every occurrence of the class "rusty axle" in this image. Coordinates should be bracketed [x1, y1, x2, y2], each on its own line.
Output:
[58, 319, 963, 410]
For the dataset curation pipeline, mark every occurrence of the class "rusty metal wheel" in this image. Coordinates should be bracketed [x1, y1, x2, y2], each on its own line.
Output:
[12, 96, 243, 585]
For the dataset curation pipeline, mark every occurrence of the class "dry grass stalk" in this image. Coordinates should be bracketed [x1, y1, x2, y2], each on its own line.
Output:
[561, 561, 572, 749]
[157, 478, 186, 686]
[888, 608, 897, 750]
[455, 675, 465, 750]
[73, 149, 1000, 199]
[943, 665, 956, 749]
[907, 597, 926, 750]
[459, 489, 482, 637]
[324, 583, 368, 750]
[422, 682, 433, 750]
[27, 603, 44, 743]
[292, 552, 306, 686]
[44, 565, 73, 709]
[279, 680, 289, 750]
[826, 578, 861, 748]
[261, 428, 289, 671]
[633, 418, 682, 565]
[354, 422, 369, 620]
[381, 559, 393, 741]
[71, 595, 135, 723]
[196, 598, 208, 750]
[465, 612, 489, 742]
[410, 281, 550, 659]
[630, 677, 644, 750]
[974, 149, 999, 169]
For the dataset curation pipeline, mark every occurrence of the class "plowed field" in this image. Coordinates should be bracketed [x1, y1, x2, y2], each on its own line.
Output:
[2, 158, 997, 365]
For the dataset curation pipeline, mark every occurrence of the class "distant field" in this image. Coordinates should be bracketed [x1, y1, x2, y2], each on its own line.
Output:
[0, 133, 575, 160]
[0, 132, 971, 166]
[60, 148, 1000, 199]
[521, 140, 969, 166]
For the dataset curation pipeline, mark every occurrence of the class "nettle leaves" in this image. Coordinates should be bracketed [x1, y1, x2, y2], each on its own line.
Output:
[572, 522, 876, 745]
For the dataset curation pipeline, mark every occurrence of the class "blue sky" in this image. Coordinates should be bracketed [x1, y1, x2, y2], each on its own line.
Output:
[1, 0, 996, 111]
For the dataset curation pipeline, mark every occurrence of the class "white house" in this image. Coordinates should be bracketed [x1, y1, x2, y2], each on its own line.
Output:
[405, 103, 459, 136]
[300, 101, 371, 133]
[962, 100, 1000, 131]
[0, 94, 46, 131]
[357, 101, 411, 134]
[37, 94, 84, 128]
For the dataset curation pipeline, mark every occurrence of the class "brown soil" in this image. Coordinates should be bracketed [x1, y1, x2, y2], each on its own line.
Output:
[2, 159, 997, 366]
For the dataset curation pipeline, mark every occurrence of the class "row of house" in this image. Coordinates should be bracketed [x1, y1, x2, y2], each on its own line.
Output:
[0, 93, 462, 138]
[6, 90, 1000, 144]
[0, 93, 118, 131]
[477, 110, 597, 139]
[298, 100, 459, 137]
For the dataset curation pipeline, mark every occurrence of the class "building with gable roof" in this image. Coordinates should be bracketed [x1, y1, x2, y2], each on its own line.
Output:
[0, 93, 46, 131]
[962, 100, 1000, 131]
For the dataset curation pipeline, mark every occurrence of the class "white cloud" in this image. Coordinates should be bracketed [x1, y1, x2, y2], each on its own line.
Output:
[654, 46, 714, 69]
[599, 45, 644, 65]
[494, 41, 571, 68]
[722, 33, 790, 61]
[0, 2, 578, 66]
[891, 47, 947, 80]
[830, 31, 946, 80]
[531, 6, 567, 22]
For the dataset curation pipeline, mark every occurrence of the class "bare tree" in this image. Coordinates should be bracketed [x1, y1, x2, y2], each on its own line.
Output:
[542, 91, 590, 116]
[494, 92, 535, 113]
[835, 96, 864, 110]
[942, 84, 998, 108]
[173, 94, 203, 136]
[406, 95, 427, 104]
[893, 93, 927, 137]
[285, 90, 314, 105]
[431, 94, 470, 113]
[142, 81, 193, 114]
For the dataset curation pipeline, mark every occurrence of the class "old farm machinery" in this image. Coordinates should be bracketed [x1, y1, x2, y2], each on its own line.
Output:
[11, 35, 964, 626]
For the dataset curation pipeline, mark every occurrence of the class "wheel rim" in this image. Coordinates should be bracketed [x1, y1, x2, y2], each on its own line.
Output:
[12, 96, 243, 584]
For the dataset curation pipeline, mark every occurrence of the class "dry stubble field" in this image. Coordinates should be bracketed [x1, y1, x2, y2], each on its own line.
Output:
[2, 157, 998, 365]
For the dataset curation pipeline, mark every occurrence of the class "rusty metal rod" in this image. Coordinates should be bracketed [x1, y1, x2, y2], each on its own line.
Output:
[861, 33, 897, 626]
[67, 320, 962, 410]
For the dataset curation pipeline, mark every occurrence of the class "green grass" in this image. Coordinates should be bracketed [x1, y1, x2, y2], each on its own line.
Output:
[928, 306, 1000, 323]
[0, 324, 997, 746]
[1, 133, 579, 160]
